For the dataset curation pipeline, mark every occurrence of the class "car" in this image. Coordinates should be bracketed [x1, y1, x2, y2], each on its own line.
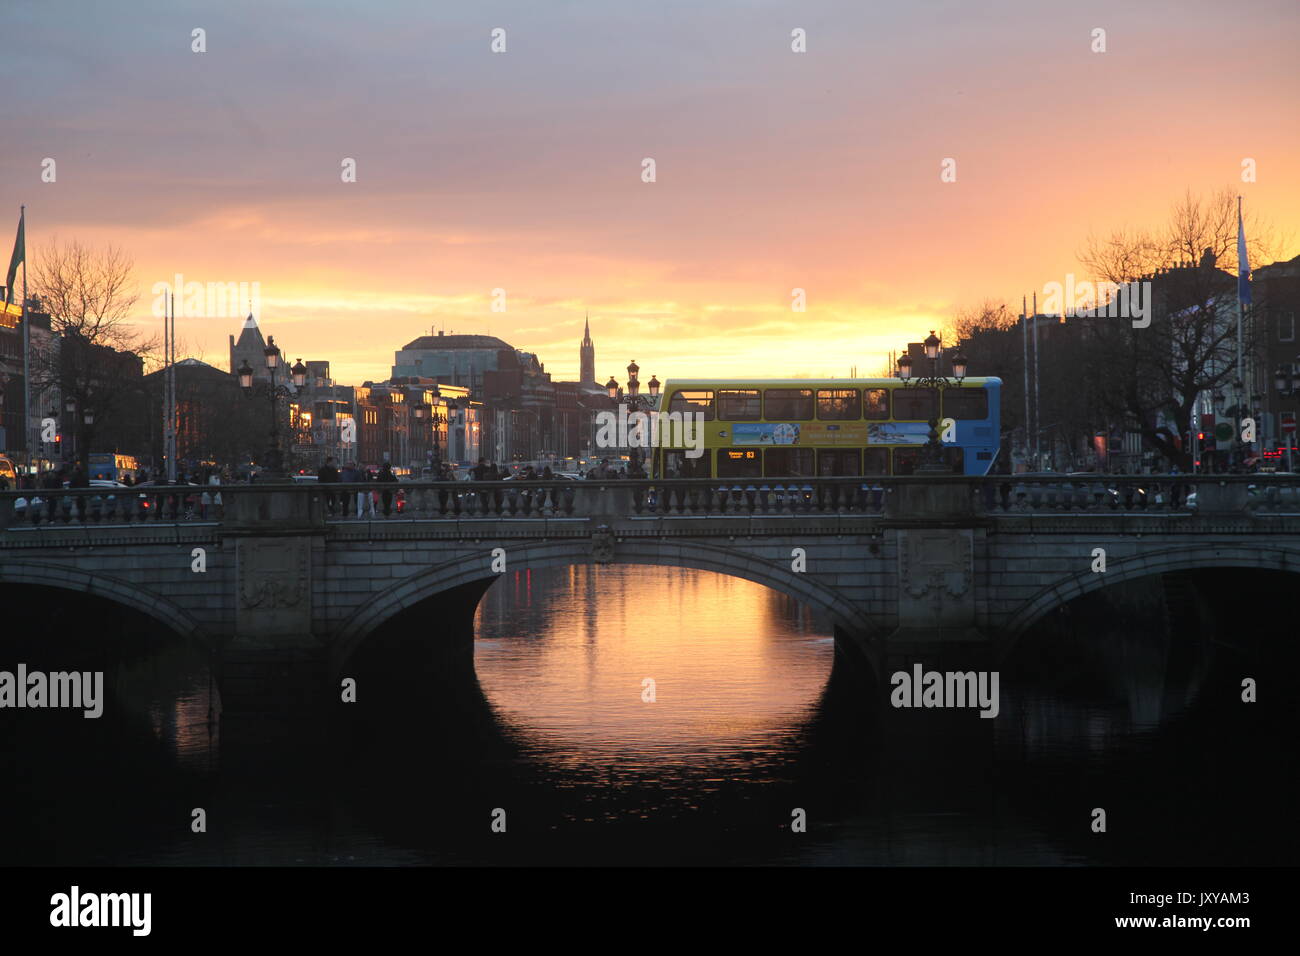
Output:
[0, 455, 17, 488]
[290, 474, 319, 483]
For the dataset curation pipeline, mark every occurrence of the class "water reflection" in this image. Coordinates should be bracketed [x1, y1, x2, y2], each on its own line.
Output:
[0, 566, 1293, 865]
[473, 565, 831, 765]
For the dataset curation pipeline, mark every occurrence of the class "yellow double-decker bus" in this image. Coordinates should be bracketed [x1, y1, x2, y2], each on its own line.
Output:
[652, 378, 1002, 479]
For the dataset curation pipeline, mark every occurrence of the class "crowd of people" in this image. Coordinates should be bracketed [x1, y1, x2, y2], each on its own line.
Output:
[315, 458, 402, 516]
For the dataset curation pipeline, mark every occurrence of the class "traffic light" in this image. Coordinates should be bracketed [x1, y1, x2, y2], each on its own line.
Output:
[1197, 432, 1205, 442]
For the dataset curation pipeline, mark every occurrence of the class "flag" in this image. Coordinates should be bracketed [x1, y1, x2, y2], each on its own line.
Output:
[1237, 196, 1251, 307]
[5, 208, 22, 305]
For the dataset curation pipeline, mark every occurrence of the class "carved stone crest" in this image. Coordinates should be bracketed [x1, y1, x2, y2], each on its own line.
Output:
[239, 539, 307, 608]
[899, 529, 972, 599]
[591, 525, 615, 564]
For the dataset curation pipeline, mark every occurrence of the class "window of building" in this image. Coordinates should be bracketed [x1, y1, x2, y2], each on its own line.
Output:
[764, 388, 814, 420]
[1280, 312, 1296, 343]
[668, 389, 715, 421]
[942, 388, 988, 421]
[817, 388, 860, 420]
[892, 388, 938, 421]
[718, 447, 762, 478]
[717, 389, 762, 421]
[765, 447, 816, 477]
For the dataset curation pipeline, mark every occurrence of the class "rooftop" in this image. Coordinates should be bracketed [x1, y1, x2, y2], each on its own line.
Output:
[401, 333, 512, 351]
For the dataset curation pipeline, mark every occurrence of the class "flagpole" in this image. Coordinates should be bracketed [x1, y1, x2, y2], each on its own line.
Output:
[20, 205, 29, 476]
[164, 291, 170, 481]
[167, 291, 176, 481]
[1021, 294, 1029, 472]
[170, 291, 176, 480]
[1032, 290, 1040, 469]
[1237, 196, 1245, 390]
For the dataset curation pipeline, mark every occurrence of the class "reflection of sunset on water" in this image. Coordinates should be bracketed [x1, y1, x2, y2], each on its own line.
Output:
[474, 566, 832, 760]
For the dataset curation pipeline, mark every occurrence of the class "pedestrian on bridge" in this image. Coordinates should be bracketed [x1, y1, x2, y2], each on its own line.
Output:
[377, 461, 398, 516]
[318, 457, 340, 515]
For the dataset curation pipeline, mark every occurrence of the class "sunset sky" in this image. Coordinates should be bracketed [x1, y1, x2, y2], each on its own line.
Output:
[3, 0, 1298, 386]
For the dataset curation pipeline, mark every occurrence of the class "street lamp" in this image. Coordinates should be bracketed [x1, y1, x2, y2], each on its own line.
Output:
[606, 376, 619, 400]
[648, 375, 660, 399]
[412, 400, 448, 471]
[238, 334, 296, 478]
[896, 330, 967, 475]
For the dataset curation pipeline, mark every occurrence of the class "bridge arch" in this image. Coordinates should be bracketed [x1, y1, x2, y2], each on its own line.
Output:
[331, 537, 875, 672]
[0, 559, 210, 645]
[998, 542, 1300, 657]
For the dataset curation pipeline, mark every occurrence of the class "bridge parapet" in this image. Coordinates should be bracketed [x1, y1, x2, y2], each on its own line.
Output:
[2, 475, 1297, 533]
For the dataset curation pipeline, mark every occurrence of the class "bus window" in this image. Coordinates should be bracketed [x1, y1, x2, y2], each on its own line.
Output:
[893, 448, 920, 475]
[863, 448, 888, 475]
[765, 447, 815, 477]
[668, 390, 715, 421]
[892, 388, 937, 421]
[942, 388, 988, 420]
[764, 388, 813, 420]
[893, 447, 962, 474]
[864, 388, 889, 420]
[816, 388, 859, 420]
[817, 449, 860, 476]
[718, 447, 762, 478]
[664, 449, 711, 478]
[717, 389, 762, 421]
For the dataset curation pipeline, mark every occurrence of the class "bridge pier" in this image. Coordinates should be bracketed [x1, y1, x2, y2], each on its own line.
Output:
[215, 485, 331, 742]
[885, 481, 987, 646]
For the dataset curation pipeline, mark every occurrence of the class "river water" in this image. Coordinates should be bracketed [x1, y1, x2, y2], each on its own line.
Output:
[0, 565, 1293, 866]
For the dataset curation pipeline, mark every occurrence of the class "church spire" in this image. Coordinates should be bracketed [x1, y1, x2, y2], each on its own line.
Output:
[580, 312, 596, 386]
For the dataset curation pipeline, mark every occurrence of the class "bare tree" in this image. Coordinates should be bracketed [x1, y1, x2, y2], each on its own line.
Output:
[29, 238, 153, 470]
[1077, 189, 1276, 469]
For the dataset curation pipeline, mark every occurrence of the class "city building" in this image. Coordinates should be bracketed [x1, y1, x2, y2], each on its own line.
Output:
[391, 331, 514, 393]
[0, 297, 54, 462]
[143, 357, 253, 473]
[1252, 253, 1300, 463]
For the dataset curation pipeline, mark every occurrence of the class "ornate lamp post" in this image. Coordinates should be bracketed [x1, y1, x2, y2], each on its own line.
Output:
[413, 399, 448, 472]
[237, 336, 305, 479]
[622, 361, 660, 475]
[896, 330, 967, 475]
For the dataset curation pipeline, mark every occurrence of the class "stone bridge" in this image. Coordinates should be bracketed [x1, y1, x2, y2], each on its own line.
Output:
[2, 476, 1297, 708]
